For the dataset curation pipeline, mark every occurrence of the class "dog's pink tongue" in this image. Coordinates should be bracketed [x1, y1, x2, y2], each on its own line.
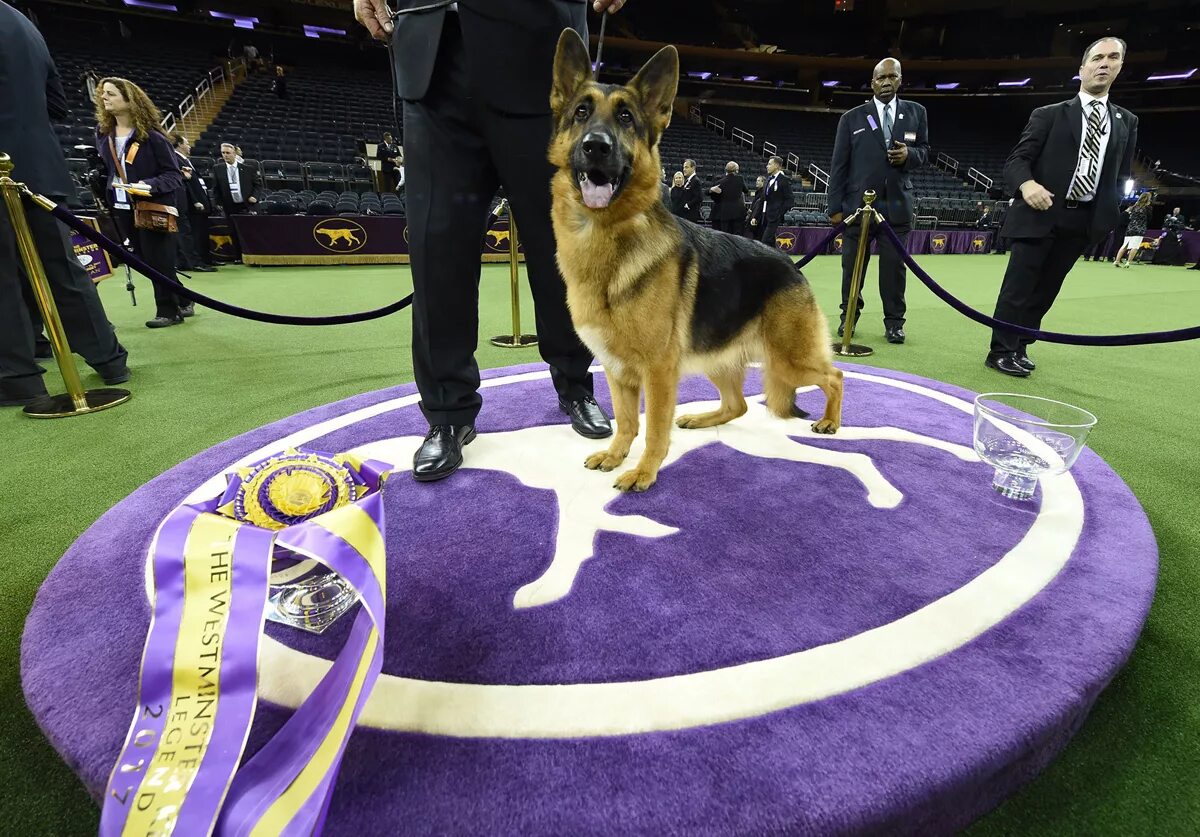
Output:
[581, 179, 615, 209]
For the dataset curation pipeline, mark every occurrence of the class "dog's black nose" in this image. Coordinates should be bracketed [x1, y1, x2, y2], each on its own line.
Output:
[581, 131, 613, 160]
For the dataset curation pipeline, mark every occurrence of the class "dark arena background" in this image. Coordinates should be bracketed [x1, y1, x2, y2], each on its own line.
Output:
[2, 0, 1198, 834]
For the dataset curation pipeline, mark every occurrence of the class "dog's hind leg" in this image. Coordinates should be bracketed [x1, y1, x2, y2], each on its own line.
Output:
[764, 355, 843, 434]
[676, 366, 748, 429]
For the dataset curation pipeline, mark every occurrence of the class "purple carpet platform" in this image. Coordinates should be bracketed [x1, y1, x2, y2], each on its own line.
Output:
[22, 364, 1157, 834]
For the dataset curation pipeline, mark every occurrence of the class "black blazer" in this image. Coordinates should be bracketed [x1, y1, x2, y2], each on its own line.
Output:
[95, 128, 183, 205]
[681, 173, 703, 222]
[748, 190, 766, 225]
[0, 1, 75, 198]
[391, 0, 587, 115]
[761, 171, 793, 223]
[828, 98, 930, 224]
[174, 153, 212, 213]
[710, 173, 747, 220]
[377, 141, 401, 173]
[669, 186, 687, 217]
[212, 161, 264, 211]
[999, 96, 1138, 244]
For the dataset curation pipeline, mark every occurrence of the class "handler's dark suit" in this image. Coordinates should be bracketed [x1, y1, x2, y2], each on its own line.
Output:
[0, 0, 128, 401]
[392, 0, 596, 426]
[989, 95, 1137, 360]
[828, 97, 929, 330]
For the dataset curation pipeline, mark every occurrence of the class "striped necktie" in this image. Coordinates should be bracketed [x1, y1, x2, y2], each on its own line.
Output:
[1068, 100, 1106, 200]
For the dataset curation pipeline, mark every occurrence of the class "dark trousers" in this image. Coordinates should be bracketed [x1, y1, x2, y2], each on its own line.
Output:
[221, 203, 249, 259]
[0, 197, 128, 397]
[175, 208, 195, 271]
[189, 211, 214, 265]
[114, 209, 185, 319]
[760, 219, 780, 247]
[840, 222, 910, 328]
[713, 218, 742, 236]
[402, 15, 592, 426]
[988, 207, 1091, 358]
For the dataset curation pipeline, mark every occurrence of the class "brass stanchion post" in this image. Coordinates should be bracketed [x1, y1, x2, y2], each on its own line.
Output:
[0, 152, 130, 418]
[832, 189, 878, 358]
[489, 203, 538, 348]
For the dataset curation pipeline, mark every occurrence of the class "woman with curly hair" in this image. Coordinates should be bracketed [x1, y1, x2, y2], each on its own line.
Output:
[95, 77, 190, 327]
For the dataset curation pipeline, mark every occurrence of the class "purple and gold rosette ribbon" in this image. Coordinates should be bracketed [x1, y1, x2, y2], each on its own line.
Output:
[100, 449, 391, 837]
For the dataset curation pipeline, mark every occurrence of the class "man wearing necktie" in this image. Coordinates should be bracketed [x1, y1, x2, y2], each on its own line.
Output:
[755, 156, 792, 247]
[985, 38, 1137, 377]
[828, 58, 929, 345]
[212, 142, 262, 262]
[681, 158, 703, 223]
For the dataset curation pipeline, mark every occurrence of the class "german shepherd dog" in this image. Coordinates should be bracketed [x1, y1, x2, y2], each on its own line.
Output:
[548, 30, 843, 493]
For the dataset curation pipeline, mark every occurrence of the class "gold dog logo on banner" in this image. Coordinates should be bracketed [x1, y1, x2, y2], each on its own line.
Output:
[931, 234, 947, 253]
[211, 234, 234, 252]
[972, 236, 986, 252]
[833, 235, 844, 252]
[313, 219, 367, 253]
[775, 233, 796, 251]
[486, 226, 512, 251]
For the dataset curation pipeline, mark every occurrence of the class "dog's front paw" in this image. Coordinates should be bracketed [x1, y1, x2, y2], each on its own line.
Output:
[811, 419, 839, 434]
[613, 467, 657, 492]
[585, 449, 627, 472]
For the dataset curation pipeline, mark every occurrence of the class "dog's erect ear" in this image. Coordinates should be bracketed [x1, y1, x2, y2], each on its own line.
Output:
[628, 45, 679, 135]
[551, 29, 593, 116]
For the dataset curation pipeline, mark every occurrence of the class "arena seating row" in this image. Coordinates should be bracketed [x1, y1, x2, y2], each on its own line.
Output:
[194, 68, 396, 165]
[260, 190, 405, 217]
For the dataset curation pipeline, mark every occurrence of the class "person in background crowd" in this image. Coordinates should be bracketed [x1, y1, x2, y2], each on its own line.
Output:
[754, 155, 792, 248]
[828, 57, 930, 344]
[984, 37, 1137, 377]
[272, 65, 288, 99]
[660, 166, 670, 204]
[669, 171, 687, 218]
[170, 134, 216, 273]
[708, 160, 747, 235]
[378, 131, 402, 190]
[1113, 192, 1151, 268]
[0, 1, 129, 405]
[95, 76, 191, 328]
[212, 141, 263, 262]
[680, 158, 703, 222]
[746, 174, 766, 239]
[1154, 206, 1187, 265]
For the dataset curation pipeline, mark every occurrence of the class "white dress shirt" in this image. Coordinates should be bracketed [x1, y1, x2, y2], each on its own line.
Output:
[225, 162, 243, 203]
[1070, 91, 1111, 202]
[873, 97, 898, 144]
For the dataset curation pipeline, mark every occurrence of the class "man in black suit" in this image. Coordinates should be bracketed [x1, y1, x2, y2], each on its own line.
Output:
[354, 0, 620, 482]
[171, 134, 216, 272]
[680, 158, 703, 222]
[708, 161, 746, 235]
[828, 58, 929, 344]
[985, 37, 1137, 377]
[377, 131, 402, 190]
[0, 0, 129, 406]
[752, 155, 792, 247]
[211, 142, 262, 261]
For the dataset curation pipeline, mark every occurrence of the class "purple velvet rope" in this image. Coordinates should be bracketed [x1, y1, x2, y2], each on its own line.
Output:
[793, 221, 848, 269]
[46, 202, 412, 326]
[872, 218, 1200, 346]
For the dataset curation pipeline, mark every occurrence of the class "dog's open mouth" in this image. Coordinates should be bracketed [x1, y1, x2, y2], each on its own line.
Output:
[576, 169, 626, 210]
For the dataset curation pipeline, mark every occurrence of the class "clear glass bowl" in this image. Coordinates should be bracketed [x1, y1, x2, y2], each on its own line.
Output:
[973, 393, 1097, 500]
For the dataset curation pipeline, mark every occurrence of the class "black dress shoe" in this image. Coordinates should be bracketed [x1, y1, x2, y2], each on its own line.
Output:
[886, 326, 906, 344]
[836, 322, 855, 339]
[413, 424, 476, 482]
[192, 265, 217, 273]
[985, 355, 1031, 377]
[146, 315, 184, 328]
[34, 342, 53, 361]
[1016, 354, 1035, 372]
[559, 395, 613, 439]
[179, 303, 196, 318]
[1, 392, 44, 407]
[102, 370, 131, 385]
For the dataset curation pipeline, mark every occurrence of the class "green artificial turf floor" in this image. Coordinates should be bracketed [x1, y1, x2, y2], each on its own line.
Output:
[2, 254, 1197, 833]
